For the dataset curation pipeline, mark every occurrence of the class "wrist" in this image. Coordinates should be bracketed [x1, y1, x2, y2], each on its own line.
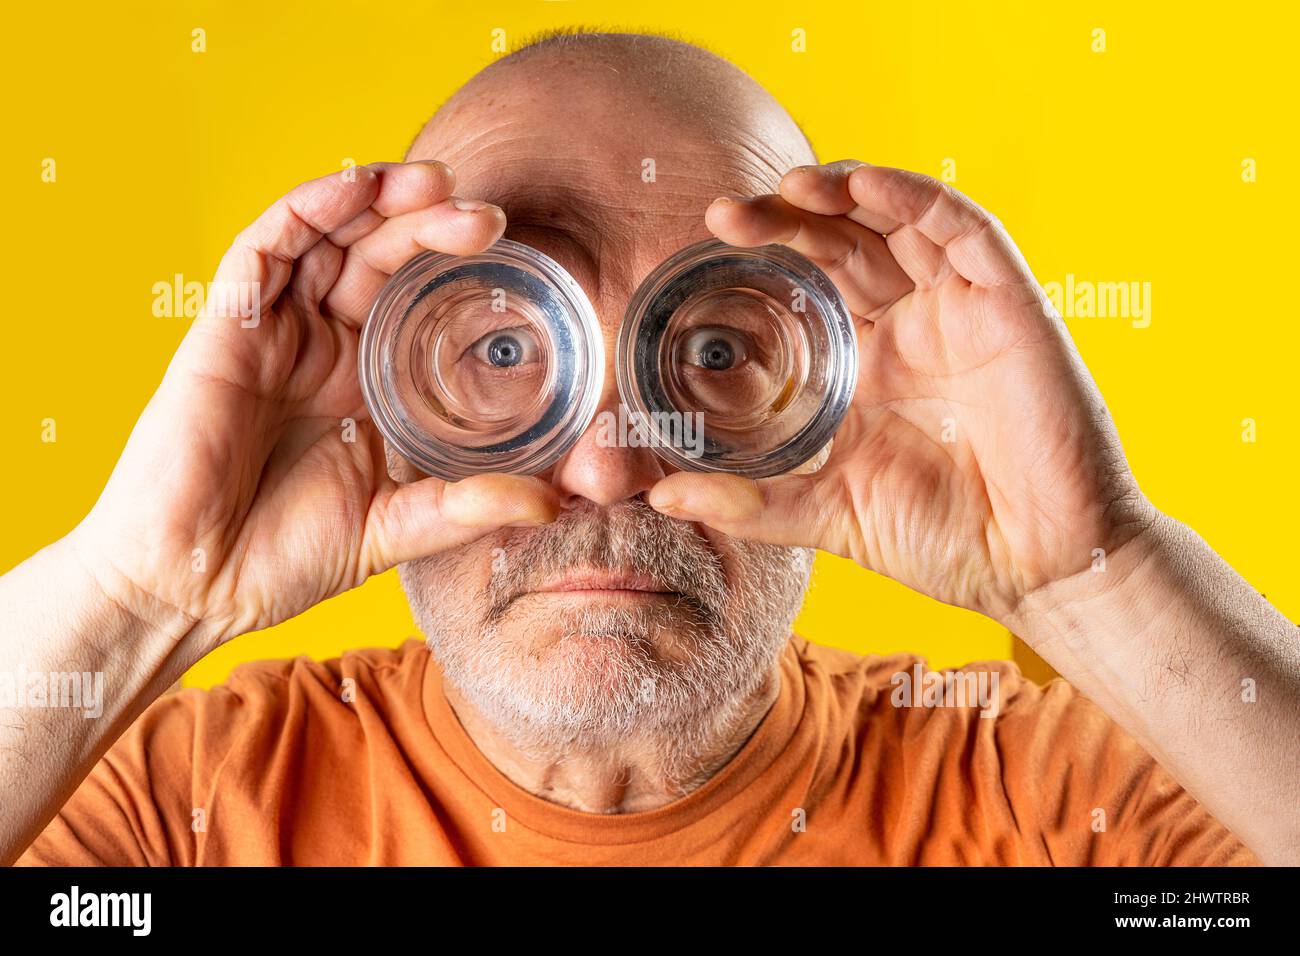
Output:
[0, 529, 209, 770]
[1000, 501, 1170, 655]
[59, 527, 208, 666]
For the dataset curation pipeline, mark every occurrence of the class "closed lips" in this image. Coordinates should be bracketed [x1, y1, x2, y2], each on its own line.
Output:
[530, 568, 675, 594]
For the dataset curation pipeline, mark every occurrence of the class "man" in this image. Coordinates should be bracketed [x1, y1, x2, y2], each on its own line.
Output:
[3, 31, 1296, 866]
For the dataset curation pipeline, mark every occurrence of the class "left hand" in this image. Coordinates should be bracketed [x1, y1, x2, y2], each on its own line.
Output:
[647, 161, 1156, 626]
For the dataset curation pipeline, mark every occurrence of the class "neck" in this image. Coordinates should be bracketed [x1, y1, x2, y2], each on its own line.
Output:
[441, 660, 783, 813]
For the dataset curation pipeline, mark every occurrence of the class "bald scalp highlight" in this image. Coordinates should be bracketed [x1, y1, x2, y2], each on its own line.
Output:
[406, 29, 817, 172]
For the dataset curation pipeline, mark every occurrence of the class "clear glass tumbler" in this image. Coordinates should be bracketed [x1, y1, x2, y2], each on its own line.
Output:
[617, 239, 857, 478]
[358, 239, 604, 479]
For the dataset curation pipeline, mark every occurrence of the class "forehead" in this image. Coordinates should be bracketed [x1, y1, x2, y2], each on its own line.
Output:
[410, 87, 798, 321]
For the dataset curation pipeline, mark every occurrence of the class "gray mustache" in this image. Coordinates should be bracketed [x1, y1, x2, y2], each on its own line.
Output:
[485, 498, 728, 623]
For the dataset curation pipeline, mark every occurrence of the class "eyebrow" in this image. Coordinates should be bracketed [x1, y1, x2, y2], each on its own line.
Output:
[491, 213, 605, 311]
[491, 187, 609, 270]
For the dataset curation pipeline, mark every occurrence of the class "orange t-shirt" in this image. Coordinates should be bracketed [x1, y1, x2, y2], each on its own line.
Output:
[18, 637, 1255, 866]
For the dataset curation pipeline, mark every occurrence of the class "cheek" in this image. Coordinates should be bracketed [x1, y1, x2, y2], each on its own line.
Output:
[404, 534, 502, 603]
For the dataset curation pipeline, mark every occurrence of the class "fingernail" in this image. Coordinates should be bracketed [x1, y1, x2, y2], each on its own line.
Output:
[648, 489, 677, 509]
[712, 196, 736, 206]
[649, 496, 693, 519]
[453, 197, 489, 212]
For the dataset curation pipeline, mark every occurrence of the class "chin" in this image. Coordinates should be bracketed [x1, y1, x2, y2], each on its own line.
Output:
[445, 607, 711, 738]
[504, 601, 710, 669]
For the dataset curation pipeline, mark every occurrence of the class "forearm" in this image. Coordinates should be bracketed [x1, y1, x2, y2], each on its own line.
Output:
[1007, 510, 1300, 865]
[0, 532, 200, 864]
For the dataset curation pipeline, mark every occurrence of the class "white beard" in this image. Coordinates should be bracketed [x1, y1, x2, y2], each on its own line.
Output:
[400, 499, 813, 784]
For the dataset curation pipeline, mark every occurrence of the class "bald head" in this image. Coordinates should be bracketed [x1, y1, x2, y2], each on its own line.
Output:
[410, 32, 815, 180]
[403, 32, 816, 324]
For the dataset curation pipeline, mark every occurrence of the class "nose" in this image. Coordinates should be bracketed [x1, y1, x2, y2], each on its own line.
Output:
[543, 328, 670, 509]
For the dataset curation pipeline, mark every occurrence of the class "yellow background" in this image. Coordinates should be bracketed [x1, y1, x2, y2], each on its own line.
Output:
[2, 1, 1294, 689]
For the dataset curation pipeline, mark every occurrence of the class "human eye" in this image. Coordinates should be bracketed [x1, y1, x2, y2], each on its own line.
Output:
[467, 327, 542, 368]
[677, 327, 750, 371]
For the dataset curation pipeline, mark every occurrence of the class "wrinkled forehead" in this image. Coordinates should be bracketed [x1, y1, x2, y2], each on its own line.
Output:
[405, 72, 808, 317]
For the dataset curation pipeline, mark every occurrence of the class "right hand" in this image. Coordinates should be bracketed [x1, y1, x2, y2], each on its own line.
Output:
[72, 162, 559, 649]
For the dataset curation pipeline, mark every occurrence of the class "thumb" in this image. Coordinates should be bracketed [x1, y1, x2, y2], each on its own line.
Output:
[362, 473, 560, 573]
[647, 472, 840, 552]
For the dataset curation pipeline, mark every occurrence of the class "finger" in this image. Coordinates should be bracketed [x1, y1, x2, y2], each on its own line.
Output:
[289, 238, 344, 308]
[847, 166, 1032, 287]
[778, 160, 864, 215]
[780, 160, 899, 236]
[780, 162, 953, 289]
[366, 161, 456, 218]
[294, 161, 461, 307]
[322, 198, 507, 324]
[210, 166, 381, 317]
[884, 226, 954, 289]
[705, 194, 913, 320]
[362, 473, 560, 573]
[646, 471, 849, 555]
[326, 161, 456, 247]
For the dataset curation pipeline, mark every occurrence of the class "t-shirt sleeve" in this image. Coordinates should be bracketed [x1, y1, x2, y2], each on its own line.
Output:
[15, 675, 268, 867]
[992, 672, 1257, 866]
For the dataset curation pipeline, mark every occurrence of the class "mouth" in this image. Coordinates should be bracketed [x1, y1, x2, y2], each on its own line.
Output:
[523, 566, 680, 603]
